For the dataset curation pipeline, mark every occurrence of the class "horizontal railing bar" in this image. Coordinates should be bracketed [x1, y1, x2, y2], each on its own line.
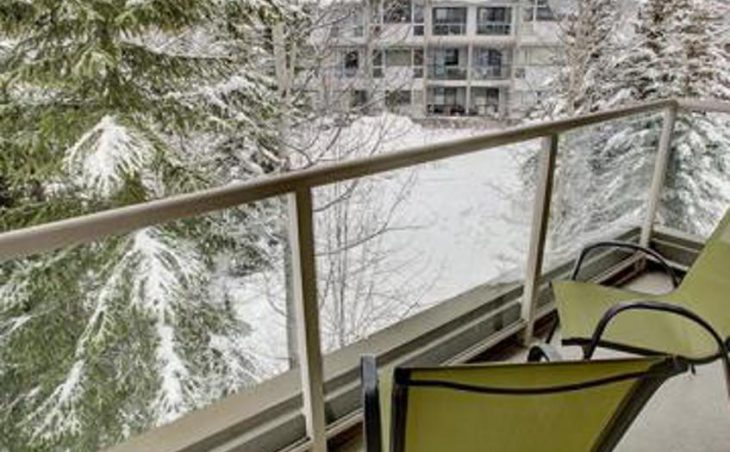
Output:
[677, 98, 730, 114]
[0, 97, 703, 261]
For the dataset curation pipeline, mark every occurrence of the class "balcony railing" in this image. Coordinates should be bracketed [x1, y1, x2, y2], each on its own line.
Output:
[427, 103, 468, 115]
[428, 64, 468, 80]
[329, 25, 365, 39]
[476, 22, 512, 35]
[1, 98, 729, 452]
[338, 66, 360, 78]
[369, 23, 419, 40]
[470, 101, 500, 116]
[471, 64, 510, 80]
[432, 22, 467, 36]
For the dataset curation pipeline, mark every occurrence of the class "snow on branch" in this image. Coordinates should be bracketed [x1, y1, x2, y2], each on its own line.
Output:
[63, 115, 154, 198]
[127, 228, 205, 423]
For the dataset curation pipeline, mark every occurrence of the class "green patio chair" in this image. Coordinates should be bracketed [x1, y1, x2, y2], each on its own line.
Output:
[361, 354, 688, 452]
[550, 209, 730, 393]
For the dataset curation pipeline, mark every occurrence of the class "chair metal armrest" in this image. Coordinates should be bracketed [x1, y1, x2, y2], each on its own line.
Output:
[527, 343, 563, 362]
[361, 355, 383, 452]
[548, 241, 680, 345]
[571, 241, 680, 288]
[584, 300, 730, 401]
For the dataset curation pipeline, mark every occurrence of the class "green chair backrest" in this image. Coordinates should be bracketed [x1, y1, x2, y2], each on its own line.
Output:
[676, 208, 730, 335]
[384, 357, 686, 452]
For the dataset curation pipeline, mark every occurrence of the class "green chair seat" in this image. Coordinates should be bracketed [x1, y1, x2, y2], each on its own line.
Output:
[554, 281, 721, 360]
[361, 355, 687, 452]
[554, 209, 730, 362]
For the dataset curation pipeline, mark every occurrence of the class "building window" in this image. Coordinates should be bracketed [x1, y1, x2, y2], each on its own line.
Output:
[343, 50, 359, 77]
[444, 48, 459, 66]
[351, 90, 368, 108]
[432, 7, 466, 35]
[413, 48, 424, 78]
[473, 48, 506, 79]
[412, 0, 424, 35]
[372, 49, 384, 78]
[475, 48, 502, 67]
[432, 87, 458, 104]
[471, 88, 500, 116]
[372, 49, 383, 66]
[386, 49, 412, 66]
[370, 0, 381, 23]
[386, 90, 412, 109]
[433, 7, 466, 23]
[383, 0, 411, 23]
[479, 7, 510, 23]
[413, 1, 424, 23]
[524, 0, 556, 22]
[413, 48, 424, 66]
[477, 7, 512, 35]
[430, 48, 465, 80]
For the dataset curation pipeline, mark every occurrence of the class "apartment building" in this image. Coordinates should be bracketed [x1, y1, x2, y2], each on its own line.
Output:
[308, 0, 565, 119]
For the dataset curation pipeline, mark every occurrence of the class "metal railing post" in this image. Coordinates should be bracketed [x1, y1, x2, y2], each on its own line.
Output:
[287, 189, 328, 452]
[521, 134, 559, 344]
[640, 103, 678, 247]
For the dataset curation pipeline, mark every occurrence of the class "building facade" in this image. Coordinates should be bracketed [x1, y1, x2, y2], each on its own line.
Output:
[308, 0, 564, 120]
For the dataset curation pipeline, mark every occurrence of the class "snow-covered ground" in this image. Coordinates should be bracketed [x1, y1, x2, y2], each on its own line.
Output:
[373, 128, 538, 302]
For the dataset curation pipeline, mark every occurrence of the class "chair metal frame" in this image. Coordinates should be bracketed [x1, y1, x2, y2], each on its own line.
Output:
[361, 355, 688, 452]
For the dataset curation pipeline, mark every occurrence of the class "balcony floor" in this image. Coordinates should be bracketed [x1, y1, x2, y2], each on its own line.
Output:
[334, 271, 730, 452]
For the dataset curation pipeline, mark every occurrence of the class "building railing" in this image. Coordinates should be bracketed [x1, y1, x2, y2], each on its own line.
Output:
[369, 23, 418, 40]
[476, 22, 512, 35]
[1, 98, 729, 452]
[471, 64, 510, 80]
[427, 64, 468, 80]
[470, 101, 500, 116]
[427, 103, 468, 115]
[432, 22, 467, 36]
[329, 24, 365, 39]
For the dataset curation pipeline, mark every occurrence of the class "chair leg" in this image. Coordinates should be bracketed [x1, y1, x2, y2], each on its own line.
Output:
[546, 316, 559, 344]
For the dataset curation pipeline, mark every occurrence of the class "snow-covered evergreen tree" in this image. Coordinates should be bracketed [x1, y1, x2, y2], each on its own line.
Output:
[522, 0, 635, 258]
[546, 0, 620, 116]
[604, 0, 730, 235]
[528, 0, 730, 256]
[0, 1, 291, 450]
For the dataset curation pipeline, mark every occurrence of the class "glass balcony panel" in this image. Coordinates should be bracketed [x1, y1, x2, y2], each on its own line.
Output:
[0, 199, 295, 450]
[541, 111, 664, 267]
[656, 111, 730, 239]
[311, 134, 541, 359]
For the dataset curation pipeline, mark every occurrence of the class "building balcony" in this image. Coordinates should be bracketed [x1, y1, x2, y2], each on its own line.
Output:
[471, 64, 510, 80]
[1, 99, 729, 452]
[369, 23, 424, 42]
[427, 102, 467, 115]
[476, 22, 512, 35]
[428, 64, 468, 80]
[432, 22, 467, 36]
